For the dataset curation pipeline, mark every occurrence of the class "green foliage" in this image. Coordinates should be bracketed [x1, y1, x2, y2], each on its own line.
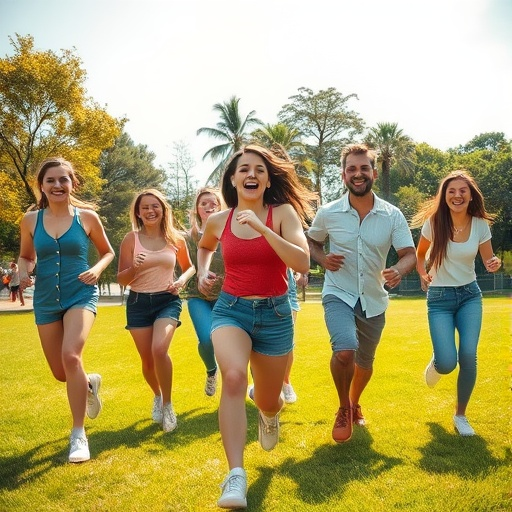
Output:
[365, 122, 415, 201]
[98, 131, 166, 284]
[0, 299, 510, 511]
[278, 87, 365, 202]
[197, 96, 262, 185]
[0, 34, 121, 207]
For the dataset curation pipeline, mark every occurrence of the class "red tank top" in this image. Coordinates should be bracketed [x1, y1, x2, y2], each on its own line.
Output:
[221, 206, 288, 297]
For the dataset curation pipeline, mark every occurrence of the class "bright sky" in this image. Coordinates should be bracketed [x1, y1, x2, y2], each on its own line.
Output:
[1, 0, 511, 183]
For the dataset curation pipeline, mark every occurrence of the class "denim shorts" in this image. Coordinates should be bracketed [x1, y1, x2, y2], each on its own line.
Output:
[322, 294, 385, 369]
[126, 290, 182, 329]
[211, 291, 293, 356]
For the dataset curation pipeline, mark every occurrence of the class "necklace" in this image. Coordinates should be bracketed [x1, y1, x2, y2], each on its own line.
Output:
[453, 220, 470, 234]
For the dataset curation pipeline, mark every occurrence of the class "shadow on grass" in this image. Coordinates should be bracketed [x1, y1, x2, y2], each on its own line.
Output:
[418, 422, 505, 477]
[0, 408, 219, 492]
[249, 427, 403, 509]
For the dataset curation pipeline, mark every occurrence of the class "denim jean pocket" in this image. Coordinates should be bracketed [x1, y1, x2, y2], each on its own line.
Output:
[127, 292, 138, 306]
[273, 299, 292, 318]
[427, 287, 444, 301]
[465, 281, 482, 296]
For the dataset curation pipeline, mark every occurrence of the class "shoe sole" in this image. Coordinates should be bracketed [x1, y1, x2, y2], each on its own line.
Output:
[217, 498, 247, 509]
[69, 455, 90, 463]
[87, 374, 102, 419]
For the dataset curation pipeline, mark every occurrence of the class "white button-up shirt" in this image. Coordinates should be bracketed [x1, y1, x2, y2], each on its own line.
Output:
[307, 193, 414, 318]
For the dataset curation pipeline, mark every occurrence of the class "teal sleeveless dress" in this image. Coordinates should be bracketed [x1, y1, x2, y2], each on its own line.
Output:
[33, 208, 98, 325]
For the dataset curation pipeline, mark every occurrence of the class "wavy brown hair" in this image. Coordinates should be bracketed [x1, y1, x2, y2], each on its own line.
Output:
[220, 144, 317, 227]
[411, 170, 494, 270]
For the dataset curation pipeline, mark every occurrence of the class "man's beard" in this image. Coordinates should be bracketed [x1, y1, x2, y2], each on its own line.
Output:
[345, 177, 373, 197]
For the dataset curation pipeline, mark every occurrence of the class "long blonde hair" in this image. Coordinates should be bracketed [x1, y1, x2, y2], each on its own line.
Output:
[130, 189, 184, 245]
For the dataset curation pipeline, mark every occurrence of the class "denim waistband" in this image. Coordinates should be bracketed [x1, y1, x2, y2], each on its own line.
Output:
[129, 290, 179, 298]
[219, 290, 289, 307]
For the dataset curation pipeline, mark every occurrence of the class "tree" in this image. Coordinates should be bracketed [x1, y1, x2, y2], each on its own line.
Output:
[250, 122, 315, 189]
[166, 141, 198, 227]
[97, 131, 166, 287]
[278, 87, 365, 202]
[364, 122, 415, 202]
[197, 96, 262, 185]
[453, 131, 508, 154]
[0, 34, 121, 208]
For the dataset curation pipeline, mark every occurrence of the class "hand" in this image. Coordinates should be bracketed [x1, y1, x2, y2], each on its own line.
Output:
[235, 209, 265, 233]
[381, 267, 402, 289]
[198, 271, 217, 296]
[133, 252, 147, 269]
[78, 268, 101, 285]
[296, 273, 308, 287]
[168, 279, 184, 294]
[419, 273, 432, 292]
[485, 255, 501, 273]
[324, 253, 344, 271]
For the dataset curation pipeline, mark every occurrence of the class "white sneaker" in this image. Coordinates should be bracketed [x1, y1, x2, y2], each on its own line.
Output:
[86, 373, 102, 419]
[218, 467, 247, 509]
[282, 383, 297, 404]
[162, 402, 177, 432]
[258, 411, 279, 451]
[424, 358, 441, 388]
[152, 395, 163, 423]
[69, 434, 90, 463]
[453, 415, 475, 436]
[205, 372, 217, 397]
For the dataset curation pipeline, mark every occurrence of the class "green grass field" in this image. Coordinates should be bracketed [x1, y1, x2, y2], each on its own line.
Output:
[0, 298, 510, 511]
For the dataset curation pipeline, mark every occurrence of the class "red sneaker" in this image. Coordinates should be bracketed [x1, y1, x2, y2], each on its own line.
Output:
[332, 406, 353, 443]
[352, 404, 366, 426]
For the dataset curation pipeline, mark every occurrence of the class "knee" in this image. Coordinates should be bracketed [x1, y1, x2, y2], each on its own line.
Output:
[435, 359, 457, 374]
[221, 368, 247, 397]
[61, 351, 81, 373]
[332, 350, 354, 368]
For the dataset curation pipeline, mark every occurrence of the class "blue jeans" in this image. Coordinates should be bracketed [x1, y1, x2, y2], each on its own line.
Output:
[427, 281, 482, 407]
[187, 298, 217, 373]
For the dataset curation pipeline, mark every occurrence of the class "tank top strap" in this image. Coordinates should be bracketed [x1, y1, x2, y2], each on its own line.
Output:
[222, 208, 236, 238]
[74, 207, 82, 227]
[265, 205, 273, 228]
[133, 231, 144, 253]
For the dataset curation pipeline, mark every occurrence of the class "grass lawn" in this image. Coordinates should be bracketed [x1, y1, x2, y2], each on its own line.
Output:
[0, 297, 510, 511]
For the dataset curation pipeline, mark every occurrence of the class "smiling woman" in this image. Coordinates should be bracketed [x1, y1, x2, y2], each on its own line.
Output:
[117, 188, 196, 434]
[17, 156, 115, 463]
[196, 143, 317, 509]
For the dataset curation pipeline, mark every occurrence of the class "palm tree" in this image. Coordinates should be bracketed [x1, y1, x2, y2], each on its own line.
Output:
[197, 96, 262, 185]
[251, 122, 315, 190]
[365, 122, 415, 201]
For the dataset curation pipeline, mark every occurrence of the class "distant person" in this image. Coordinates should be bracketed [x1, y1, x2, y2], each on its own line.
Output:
[117, 189, 195, 432]
[9, 261, 25, 305]
[197, 144, 316, 509]
[282, 268, 308, 403]
[307, 143, 416, 443]
[18, 157, 115, 463]
[182, 187, 224, 396]
[412, 170, 501, 436]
